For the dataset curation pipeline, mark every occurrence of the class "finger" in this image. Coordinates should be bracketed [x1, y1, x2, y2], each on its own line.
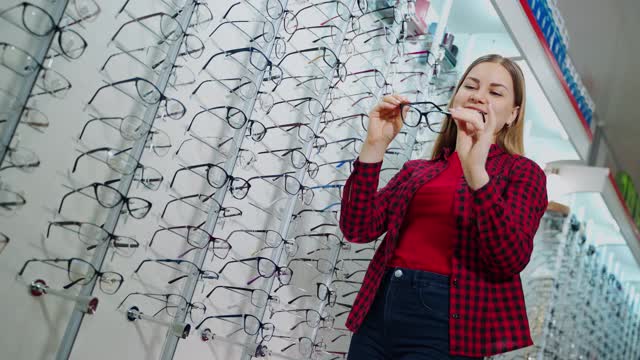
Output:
[402, 104, 410, 118]
[382, 95, 401, 105]
[486, 102, 496, 128]
[450, 108, 485, 131]
[456, 115, 481, 136]
[381, 101, 397, 109]
[392, 94, 409, 104]
[378, 106, 402, 121]
[452, 111, 475, 133]
[373, 101, 397, 113]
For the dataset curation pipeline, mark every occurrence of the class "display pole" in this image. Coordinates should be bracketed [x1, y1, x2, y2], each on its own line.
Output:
[55, 3, 197, 359]
[0, 0, 71, 165]
[158, 2, 291, 359]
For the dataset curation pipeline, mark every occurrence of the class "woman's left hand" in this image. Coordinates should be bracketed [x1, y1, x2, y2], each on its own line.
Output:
[450, 102, 498, 190]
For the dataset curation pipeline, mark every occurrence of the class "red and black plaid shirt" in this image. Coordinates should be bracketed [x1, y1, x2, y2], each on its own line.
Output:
[339, 144, 548, 357]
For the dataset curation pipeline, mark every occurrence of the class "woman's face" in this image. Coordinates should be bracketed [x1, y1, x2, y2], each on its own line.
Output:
[450, 61, 519, 133]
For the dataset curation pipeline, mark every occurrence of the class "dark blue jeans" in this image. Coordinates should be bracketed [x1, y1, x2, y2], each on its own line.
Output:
[347, 267, 482, 360]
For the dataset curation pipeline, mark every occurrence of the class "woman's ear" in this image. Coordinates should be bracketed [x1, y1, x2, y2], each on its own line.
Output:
[507, 106, 520, 127]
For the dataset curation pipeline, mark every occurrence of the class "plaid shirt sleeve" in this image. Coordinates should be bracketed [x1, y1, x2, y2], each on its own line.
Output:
[472, 156, 548, 278]
[339, 158, 414, 243]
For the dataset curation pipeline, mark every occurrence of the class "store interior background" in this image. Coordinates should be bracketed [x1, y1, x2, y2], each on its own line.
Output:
[1, 0, 639, 359]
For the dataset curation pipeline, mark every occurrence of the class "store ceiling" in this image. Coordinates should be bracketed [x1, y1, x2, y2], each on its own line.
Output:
[446, 0, 505, 33]
[556, 0, 640, 185]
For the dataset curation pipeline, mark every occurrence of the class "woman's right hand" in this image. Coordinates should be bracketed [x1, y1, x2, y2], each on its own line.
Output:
[366, 94, 410, 147]
[359, 94, 410, 163]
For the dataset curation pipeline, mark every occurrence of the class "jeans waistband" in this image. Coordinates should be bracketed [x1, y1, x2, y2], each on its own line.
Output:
[385, 267, 450, 287]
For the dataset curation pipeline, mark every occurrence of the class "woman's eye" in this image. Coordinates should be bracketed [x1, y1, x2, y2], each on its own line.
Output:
[490, 91, 503, 96]
[463, 85, 475, 89]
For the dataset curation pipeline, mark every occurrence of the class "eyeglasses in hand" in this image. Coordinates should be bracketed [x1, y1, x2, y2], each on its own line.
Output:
[399, 101, 453, 133]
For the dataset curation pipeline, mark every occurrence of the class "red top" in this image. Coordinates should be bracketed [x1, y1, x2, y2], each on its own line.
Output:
[388, 151, 462, 275]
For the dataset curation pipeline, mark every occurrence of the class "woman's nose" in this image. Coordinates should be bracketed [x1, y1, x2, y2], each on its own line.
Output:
[469, 92, 487, 104]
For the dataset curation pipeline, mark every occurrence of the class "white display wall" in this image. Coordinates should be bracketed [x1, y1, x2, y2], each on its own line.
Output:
[1, 0, 638, 360]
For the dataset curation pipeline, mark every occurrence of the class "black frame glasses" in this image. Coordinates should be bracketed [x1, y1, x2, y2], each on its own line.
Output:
[79, 115, 150, 141]
[187, 105, 248, 132]
[46, 221, 139, 256]
[210, 19, 279, 48]
[133, 258, 219, 285]
[0, 41, 38, 76]
[118, 0, 213, 30]
[399, 101, 454, 133]
[287, 257, 338, 275]
[88, 77, 186, 119]
[202, 47, 283, 85]
[284, 0, 353, 34]
[195, 313, 275, 341]
[277, 46, 347, 82]
[287, 282, 337, 307]
[261, 122, 328, 150]
[320, 112, 368, 133]
[219, 256, 293, 286]
[18, 257, 124, 294]
[111, 11, 184, 43]
[0, 187, 26, 215]
[150, 225, 231, 260]
[274, 335, 326, 357]
[270, 308, 334, 330]
[0, 104, 49, 132]
[257, 147, 319, 178]
[57, 182, 152, 219]
[206, 285, 279, 308]
[0, 2, 88, 59]
[0, 232, 8, 254]
[117, 292, 206, 323]
[227, 229, 299, 257]
[264, 96, 326, 117]
[72, 146, 138, 175]
[245, 172, 315, 204]
[170, 163, 250, 200]
[0, 145, 40, 172]
[161, 193, 242, 219]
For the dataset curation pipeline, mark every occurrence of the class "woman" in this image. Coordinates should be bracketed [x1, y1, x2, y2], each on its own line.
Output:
[340, 54, 548, 359]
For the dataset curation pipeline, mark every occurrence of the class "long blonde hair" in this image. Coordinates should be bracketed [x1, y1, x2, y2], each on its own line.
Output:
[430, 54, 526, 159]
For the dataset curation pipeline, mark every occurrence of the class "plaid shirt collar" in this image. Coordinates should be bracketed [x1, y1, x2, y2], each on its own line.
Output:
[439, 143, 505, 161]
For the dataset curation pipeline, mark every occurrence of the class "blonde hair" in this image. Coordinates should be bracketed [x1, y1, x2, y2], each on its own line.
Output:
[430, 54, 526, 159]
